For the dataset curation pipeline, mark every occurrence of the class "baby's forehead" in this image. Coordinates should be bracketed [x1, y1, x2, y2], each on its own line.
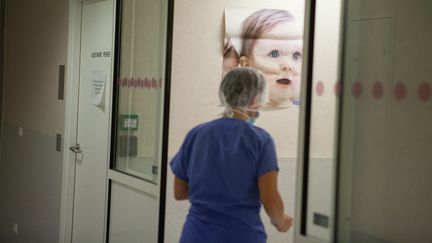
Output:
[252, 39, 303, 52]
[261, 21, 303, 40]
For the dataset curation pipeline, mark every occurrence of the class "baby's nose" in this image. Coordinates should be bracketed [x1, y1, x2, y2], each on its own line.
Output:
[281, 63, 293, 72]
[280, 60, 300, 74]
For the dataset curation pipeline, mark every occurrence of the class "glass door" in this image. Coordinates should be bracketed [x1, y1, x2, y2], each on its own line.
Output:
[107, 0, 173, 242]
[337, 0, 432, 242]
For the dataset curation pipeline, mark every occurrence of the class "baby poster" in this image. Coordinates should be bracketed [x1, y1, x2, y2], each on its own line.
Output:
[224, 7, 304, 108]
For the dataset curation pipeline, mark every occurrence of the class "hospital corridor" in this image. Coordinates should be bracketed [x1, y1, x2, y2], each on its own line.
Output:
[0, 0, 431, 242]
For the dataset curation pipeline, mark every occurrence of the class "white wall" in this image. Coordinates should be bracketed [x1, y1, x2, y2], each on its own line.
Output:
[109, 181, 158, 243]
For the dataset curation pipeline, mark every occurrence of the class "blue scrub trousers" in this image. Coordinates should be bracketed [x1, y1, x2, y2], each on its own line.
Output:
[179, 216, 267, 243]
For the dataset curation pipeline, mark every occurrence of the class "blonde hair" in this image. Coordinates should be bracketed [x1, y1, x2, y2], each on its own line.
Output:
[240, 9, 295, 57]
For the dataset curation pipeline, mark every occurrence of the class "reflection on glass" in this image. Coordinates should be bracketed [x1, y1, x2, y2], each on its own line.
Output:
[338, 0, 432, 242]
[113, 0, 167, 184]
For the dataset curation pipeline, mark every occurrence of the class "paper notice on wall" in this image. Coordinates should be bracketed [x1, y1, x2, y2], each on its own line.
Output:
[91, 70, 106, 107]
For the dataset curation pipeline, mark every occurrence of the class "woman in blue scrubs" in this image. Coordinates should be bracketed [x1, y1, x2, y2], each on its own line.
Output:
[171, 67, 292, 243]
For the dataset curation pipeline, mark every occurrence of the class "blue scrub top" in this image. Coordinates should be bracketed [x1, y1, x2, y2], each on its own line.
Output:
[170, 117, 279, 243]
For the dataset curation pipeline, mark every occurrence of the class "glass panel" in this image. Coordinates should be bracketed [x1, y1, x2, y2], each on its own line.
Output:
[113, 0, 168, 184]
[300, 0, 342, 241]
[338, 0, 432, 242]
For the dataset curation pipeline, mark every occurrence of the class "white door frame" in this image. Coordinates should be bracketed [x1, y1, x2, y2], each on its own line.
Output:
[59, 0, 116, 242]
[59, 0, 83, 242]
[58, 1, 161, 242]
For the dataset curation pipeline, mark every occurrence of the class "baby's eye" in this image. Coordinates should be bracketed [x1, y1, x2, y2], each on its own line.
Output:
[292, 51, 302, 61]
[268, 50, 280, 58]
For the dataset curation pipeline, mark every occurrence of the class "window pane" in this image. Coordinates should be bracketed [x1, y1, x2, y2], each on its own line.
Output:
[302, 0, 342, 241]
[113, 0, 167, 183]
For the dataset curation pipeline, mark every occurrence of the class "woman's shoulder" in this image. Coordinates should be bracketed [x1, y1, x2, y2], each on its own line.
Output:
[187, 118, 273, 142]
[185, 118, 225, 136]
[190, 118, 222, 130]
[250, 125, 273, 142]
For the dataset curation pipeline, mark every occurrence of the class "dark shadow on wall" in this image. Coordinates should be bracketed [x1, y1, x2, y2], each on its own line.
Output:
[0, 0, 5, 147]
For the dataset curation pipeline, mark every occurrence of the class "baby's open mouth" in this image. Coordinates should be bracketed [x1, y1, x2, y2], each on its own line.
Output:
[277, 78, 292, 85]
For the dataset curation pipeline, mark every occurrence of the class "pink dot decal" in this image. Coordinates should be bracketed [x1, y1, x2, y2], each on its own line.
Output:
[121, 78, 127, 87]
[152, 78, 157, 89]
[394, 82, 406, 101]
[418, 82, 431, 102]
[116, 77, 162, 90]
[316, 81, 324, 96]
[144, 78, 150, 89]
[372, 81, 384, 99]
[352, 81, 362, 98]
[334, 81, 342, 97]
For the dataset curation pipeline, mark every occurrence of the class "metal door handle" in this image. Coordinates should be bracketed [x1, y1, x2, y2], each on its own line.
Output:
[69, 144, 82, 153]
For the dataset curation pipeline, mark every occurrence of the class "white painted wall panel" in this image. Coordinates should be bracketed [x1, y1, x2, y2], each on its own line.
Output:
[109, 181, 159, 243]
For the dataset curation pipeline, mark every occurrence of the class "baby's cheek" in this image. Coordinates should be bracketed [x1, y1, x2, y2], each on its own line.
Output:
[292, 61, 302, 73]
[251, 59, 280, 74]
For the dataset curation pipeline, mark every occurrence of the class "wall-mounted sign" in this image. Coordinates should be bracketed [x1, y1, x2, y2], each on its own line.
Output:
[91, 70, 106, 107]
[119, 114, 139, 131]
[91, 51, 111, 58]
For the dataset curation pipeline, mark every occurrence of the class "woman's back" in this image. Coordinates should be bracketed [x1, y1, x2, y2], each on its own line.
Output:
[171, 117, 278, 234]
[171, 67, 291, 243]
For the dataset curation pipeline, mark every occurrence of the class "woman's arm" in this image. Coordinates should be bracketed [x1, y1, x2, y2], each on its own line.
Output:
[258, 171, 293, 232]
[174, 176, 189, 200]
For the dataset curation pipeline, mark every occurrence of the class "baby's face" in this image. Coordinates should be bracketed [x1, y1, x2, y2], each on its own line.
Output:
[249, 21, 303, 107]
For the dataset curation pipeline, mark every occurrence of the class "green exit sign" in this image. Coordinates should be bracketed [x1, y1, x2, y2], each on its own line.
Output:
[119, 114, 138, 131]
